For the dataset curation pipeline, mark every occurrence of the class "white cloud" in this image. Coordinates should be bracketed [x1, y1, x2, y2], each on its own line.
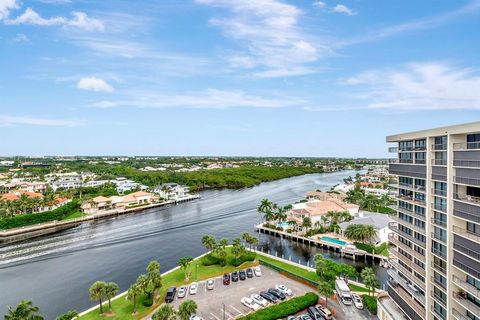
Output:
[0, 115, 84, 127]
[341, 62, 480, 111]
[13, 33, 29, 43]
[77, 77, 115, 93]
[91, 89, 304, 109]
[196, 0, 324, 78]
[5, 8, 104, 31]
[312, 1, 326, 8]
[0, 0, 19, 21]
[332, 4, 355, 16]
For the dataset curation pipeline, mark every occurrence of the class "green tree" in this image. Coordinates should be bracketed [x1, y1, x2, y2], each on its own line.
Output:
[127, 284, 142, 315]
[257, 198, 273, 222]
[177, 300, 197, 320]
[104, 282, 119, 312]
[201, 234, 216, 252]
[55, 310, 79, 320]
[302, 216, 312, 231]
[178, 256, 194, 280]
[231, 237, 246, 259]
[146, 260, 162, 299]
[89, 281, 106, 314]
[152, 304, 176, 320]
[317, 282, 334, 308]
[361, 267, 379, 296]
[5, 300, 44, 320]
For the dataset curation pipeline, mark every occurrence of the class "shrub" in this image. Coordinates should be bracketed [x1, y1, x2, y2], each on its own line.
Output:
[362, 295, 377, 315]
[0, 200, 80, 230]
[142, 292, 153, 307]
[200, 253, 222, 266]
[228, 251, 256, 266]
[239, 292, 318, 320]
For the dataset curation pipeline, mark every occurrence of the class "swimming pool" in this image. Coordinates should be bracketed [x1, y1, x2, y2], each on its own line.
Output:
[277, 222, 291, 228]
[320, 236, 347, 246]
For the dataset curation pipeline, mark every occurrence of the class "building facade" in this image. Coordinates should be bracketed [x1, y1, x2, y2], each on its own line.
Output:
[386, 122, 480, 320]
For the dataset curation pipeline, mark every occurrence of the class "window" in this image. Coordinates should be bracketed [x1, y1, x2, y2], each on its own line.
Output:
[433, 226, 447, 242]
[467, 222, 480, 236]
[434, 151, 447, 165]
[415, 205, 425, 216]
[415, 152, 426, 164]
[432, 241, 446, 258]
[434, 136, 448, 149]
[415, 139, 426, 150]
[467, 134, 480, 149]
[399, 141, 413, 151]
[415, 232, 426, 244]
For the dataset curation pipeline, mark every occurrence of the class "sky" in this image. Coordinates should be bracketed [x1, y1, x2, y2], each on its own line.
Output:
[1, 0, 480, 157]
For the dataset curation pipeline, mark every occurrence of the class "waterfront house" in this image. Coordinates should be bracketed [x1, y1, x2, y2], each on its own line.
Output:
[338, 212, 393, 244]
[287, 198, 359, 225]
[80, 191, 155, 214]
[153, 183, 190, 201]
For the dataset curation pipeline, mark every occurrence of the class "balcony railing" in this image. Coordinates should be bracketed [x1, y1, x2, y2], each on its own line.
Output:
[453, 142, 480, 150]
[387, 269, 426, 306]
[391, 215, 426, 234]
[399, 159, 414, 164]
[432, 202, 447, 213]
[433, 143, 448, 151]
[431, 290, 447, 308]
[455, 176, 480, 186]
[453, 208, 480, 224]
[431, 217, 447, 228]
[390, 249, 426, 277]
[452, 275, 480, 300]
[431, 247, 447, 260]
[431, 276, 446, 290]
[453, 226, 480, 243]
[390, 224, 426, 248]
[454, 193, 480, 206]
[453, 242, 480, 262]
[430, 304, 447, 320]
[433, 188, 448, 197]
[432, 158, 447, 166]
[452, 308, 471, 320]
[431, 261, 447, 275]
[453, 291, 480, 317]
[390, 259, 426, 290]
[432, 174, 447, 181]
[453, 258, 480, 280]
[453, 159, 480, 168]
[399, 146, 414, 152]
[388, 283, 426, 319]
[415, 159, 426, 165]
[391, 205, 426, 221]
[389, 234, 425, 261]
[431, 232, 447, 244]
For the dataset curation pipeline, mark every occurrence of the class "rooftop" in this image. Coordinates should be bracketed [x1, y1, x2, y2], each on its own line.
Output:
[386, 121, 480, 142]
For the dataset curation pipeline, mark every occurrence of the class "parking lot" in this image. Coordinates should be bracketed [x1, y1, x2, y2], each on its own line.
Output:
[170, 266, 316, 320]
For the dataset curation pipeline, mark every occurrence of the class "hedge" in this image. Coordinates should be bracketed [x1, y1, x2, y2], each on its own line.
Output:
[362, 295, 377, 315]
[201, 252, 257, 267]
[239, 292, 318, 320]
[0, 200, 80, 230]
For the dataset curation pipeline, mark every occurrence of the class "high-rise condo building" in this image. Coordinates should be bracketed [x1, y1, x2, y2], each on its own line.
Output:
[386, 122, 480, 320]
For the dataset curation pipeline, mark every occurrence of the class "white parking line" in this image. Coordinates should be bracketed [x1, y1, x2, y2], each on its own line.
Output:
[229, 305, 244, 315]
[210, 312, 221, 320]
[222, 308, 234, 319]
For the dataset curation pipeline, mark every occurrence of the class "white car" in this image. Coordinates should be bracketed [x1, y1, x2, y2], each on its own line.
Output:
[251, 294, 269, 307]
[189, 315, 202, 320]
[275, 284, 293, 296]
[206, 279, 215, 290]
[241, 297, 260, 310]
[253, 266, 262, 277]
[315, 305, 332, 320]
[189, 282, 198, 295]
[351, 293, 364, 309]
[177, 286, 187, 298]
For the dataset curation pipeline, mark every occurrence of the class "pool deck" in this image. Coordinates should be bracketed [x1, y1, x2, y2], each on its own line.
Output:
[255, 224, 388, 262]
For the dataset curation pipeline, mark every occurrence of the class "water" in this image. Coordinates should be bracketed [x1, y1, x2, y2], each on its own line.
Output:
[0, 170, 385, 319]
[320, 236, 347, 246]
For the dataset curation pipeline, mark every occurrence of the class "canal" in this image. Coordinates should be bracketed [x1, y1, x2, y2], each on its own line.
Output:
[0, 170, 387, 319]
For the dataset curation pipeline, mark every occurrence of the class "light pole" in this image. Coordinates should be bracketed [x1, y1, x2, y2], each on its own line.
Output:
[222, 303, 225, 320]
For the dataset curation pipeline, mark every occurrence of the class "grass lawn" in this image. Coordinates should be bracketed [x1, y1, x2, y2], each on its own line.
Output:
[61, 211, 84, 221]
[256, 253, 320, 283]
[348, 283, 370, 293]
[79, 250, 258, 320]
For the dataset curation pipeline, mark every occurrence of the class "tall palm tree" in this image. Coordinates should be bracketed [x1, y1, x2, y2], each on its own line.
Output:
[231, 238, 245, 259]
[177, 300, 198, 320]
[257, 199, 273, 222]
[152, 304, 175, 320]
[55, 310, 78, 320]
[89, 281, 106, 314]
[302, 216, 312, 231]
[5, 300, 44, 320]
[127, 284, 142, 315]
[147, 260, 162, 300]
[201, 234, 216, 252]
[317, 282, 334, 308]
[178, 256, 194, 280]
[104, 282, 119, 312]
[361, 267, 379, 296]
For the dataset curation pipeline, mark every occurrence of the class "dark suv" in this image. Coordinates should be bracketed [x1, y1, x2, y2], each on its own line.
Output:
[239, 269, 246, 280]
[246, 268, 253, 278]
[231, 271, 239, 282]
[268, 288, 286, 300]
[307, 306, 323, 320]
[165, 286, 176, 303]
[223, 273, 230, 285]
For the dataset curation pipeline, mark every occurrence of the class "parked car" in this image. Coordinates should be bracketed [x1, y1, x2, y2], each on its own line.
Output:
[223, 273, 230, 285]
[307, 306, 323, 320]
[275, 284, 293, 296]
[177, 286, 187, 298]
[189, 315, 202, 320]
[231, 271, 239, 282]
[298, 313, 312, 320]
[189, 282, 198, 295]
[206, 279, 215, 290]
[268, 288, 286, 300]
[352, 293, 364, 309]
[253, 266, 262, 277]
[251, 294, 269, 307]
[239, 269, 246, 280]
[241, 297, 260, 310]
[165, 286, 176, 303]
[259, 291, 278, 303]
[287, 317, 296, 320]
[246, 268, 254, 278]
[315, 305, 333, 320]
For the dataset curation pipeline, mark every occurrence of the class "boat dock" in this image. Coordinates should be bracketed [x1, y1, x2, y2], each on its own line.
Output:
[255, 224, 388, 263]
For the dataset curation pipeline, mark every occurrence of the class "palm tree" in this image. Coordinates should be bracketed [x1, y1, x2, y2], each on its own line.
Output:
[147, 260, 162, 300]
[302, 216, 312, 231]
[317, 282, 334, 308]
[257, 199, 273, 222]
[241, 232, 251, 247]
[55, 310, 79, 320]
[178, 256, 194, 280]
[177, 300, 198, 320]
[232, 238, 245, 259]
[89, 281, 106, 314]
[5, 300, 44, 320]
[136, 274, 149, 294]
[201, 234, 216, 252]
[104, 282, 119, 312]
[127, 284, 142, 315]
[152, 304, 176, 320]
[249, 235, 258, 251]
[361, 267, 379, 296]
[314, 254, 327, 280]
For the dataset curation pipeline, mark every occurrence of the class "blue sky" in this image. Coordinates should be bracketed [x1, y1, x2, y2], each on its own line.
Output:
[1, 0, 479, 157]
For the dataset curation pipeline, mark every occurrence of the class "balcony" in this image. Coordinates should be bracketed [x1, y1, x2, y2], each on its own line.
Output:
[388, 233, 425, 262]
[454, 159, 480, 168]
[387, 269, 426, 306]
[387, 285, 425, 320]
[396, 194, 427, 207]
[431, 291, 447, 309]
[390, 224, 426, 248]
[455, 176, 480, 187]
[453, 241, 480, 263]
[390, 251, 426, 277]
[453, 292, 480, 318]
[432, 188, 448, 197]
[433, 143, 448, 151]
[389, 163, 427, 179]
[431, 276, 446, 290]
[390, 205, 426, 221]
[454, 193, 480, 207]
[432, 158, 447, 166]
[432, 232, 447, 244]
[452, 275, 480, 300]
[452, 308, 471, 320]
[453, 256, 480, 280]
[432, 247, 447, 261]
[454, 142, 480, 150]
[453, 226, 480, 243]
[431, 217, 447, 228]
[432, 174, 447, 181]
[431, 261, 447, 276]
[391, 215, 426, 234]
[390, 259, 426, 290]
[430, 304, 447, 320]
[432, 202, 447, 213]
